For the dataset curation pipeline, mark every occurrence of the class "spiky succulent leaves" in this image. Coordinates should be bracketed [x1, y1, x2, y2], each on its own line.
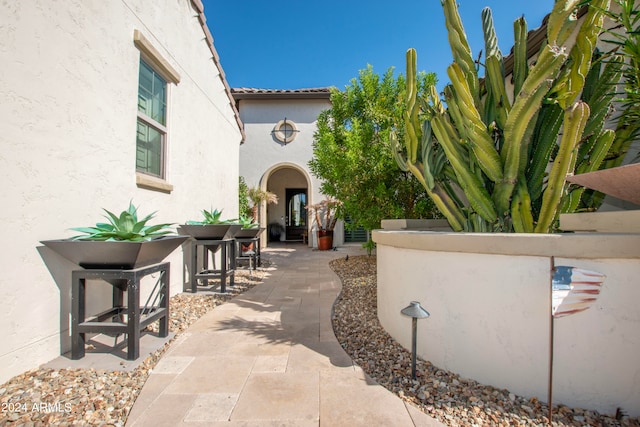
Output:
[526, 103, 565, 205]
[535, 101, 590, 233]
[602, 0, 640, 171]
[577, 54, 623, 172]
[70, 202, 174, 241]
[442, 0, 481, 108]
[563, 128, 616, 213]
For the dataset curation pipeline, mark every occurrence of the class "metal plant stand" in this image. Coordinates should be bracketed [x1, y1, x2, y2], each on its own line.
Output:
[71, 262, 170, 360]
[187, 238, 236, 293]
[235, 237, 260, 270]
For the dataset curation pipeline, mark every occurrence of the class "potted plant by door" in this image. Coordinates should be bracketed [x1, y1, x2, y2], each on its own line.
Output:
[178, 208, 241, 240]
[41, 201, 187, 269]
[307, 198, 342, 250]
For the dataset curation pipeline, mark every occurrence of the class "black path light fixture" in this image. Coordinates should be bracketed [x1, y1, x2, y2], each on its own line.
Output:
[400, 301, 430, 380]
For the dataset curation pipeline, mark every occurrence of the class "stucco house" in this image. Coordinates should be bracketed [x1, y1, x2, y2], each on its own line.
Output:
[234, 88, 365, 249]
[0, 0, 242, 383]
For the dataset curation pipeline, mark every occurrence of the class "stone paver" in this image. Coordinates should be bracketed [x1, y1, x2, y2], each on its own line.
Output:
[126, 244, 444, 427]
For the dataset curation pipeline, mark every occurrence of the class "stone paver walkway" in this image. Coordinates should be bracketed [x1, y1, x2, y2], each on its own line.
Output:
[125, 244, 443, 426]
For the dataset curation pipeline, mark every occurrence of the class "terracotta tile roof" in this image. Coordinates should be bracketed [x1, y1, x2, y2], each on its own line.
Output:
[231, 87, 332, 100]
[189, 0, 245, 142]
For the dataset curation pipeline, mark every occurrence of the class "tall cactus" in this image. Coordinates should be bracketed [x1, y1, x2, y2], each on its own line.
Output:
[394, 0, 621, 233]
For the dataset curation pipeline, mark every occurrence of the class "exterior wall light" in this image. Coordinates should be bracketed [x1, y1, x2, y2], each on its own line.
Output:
[400, 301, 430, 380]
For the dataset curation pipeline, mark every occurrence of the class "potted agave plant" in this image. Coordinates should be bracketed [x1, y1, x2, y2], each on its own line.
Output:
[41, 202, 188, 269]
[232, 215, 265, 253]
[178, 208, 241, 240]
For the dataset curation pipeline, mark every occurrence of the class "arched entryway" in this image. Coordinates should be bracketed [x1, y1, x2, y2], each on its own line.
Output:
[260, 163, 312, 245]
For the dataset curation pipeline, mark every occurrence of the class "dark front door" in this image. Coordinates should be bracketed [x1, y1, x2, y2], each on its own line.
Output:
[285, 188, 307, 241]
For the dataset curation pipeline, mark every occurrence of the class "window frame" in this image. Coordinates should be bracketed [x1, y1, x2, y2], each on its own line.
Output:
[133, 30, 180, 192]
[136, 60, 168, 179]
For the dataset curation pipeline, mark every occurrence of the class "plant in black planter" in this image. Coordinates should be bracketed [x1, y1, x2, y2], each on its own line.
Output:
[178, 208, 241, 240]
[41, 202, 187, 269]
[70, 201, 174, 241]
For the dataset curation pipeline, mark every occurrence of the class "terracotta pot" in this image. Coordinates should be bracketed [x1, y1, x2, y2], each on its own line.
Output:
[317, 230, 333, 251]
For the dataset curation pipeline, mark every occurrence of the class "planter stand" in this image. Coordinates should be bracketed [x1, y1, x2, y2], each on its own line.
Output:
[71, 262, 170, 360]
[186, 238, 236, 293]
[235, 237, 260, 270]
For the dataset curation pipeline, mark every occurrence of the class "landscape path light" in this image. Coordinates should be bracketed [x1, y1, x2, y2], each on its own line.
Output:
[400, 301, 430, 380]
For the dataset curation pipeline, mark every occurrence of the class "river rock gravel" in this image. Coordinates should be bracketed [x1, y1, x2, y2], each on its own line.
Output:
[330, 255, 639, 427]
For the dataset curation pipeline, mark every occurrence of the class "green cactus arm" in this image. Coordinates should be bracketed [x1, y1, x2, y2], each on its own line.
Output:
[486, 55, 511, 129]
[442, 86, 465, 136]
[443, 85, 470, 142]
[390, 130, 410, 172]
[442, 0, 480, 106]
[513, 16, 529, 97]
[563, 127, 616, 214]
[496, 45, 568, 215]
[547, 0, 581, 46]
[535, 101, 590, 233]
[431, 113, 498, 222]
[430, 184, 466, 232]
[558, 0, 610, 108]
[448, 63, 503, 183]
[511, 176, 535, 233]
[405, 49, 420, 164]
[482, 7, 510, 129]
[482, 7, 502, 60]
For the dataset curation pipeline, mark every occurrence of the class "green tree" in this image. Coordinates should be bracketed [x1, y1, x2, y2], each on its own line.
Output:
[309, 65, 440, 233]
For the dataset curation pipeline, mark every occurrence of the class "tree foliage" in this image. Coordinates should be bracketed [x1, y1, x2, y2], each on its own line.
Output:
[309, 65, 440, 232]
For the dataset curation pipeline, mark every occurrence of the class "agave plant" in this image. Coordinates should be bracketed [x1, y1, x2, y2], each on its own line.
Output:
[393, 0, 623, 232]
[186, 208, 233, 225]
[235, 215, 259, 229]
[70, 202, 174, 241]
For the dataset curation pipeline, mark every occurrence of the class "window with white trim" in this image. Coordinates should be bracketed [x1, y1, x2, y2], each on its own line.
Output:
[132, 29, 180, 191]
[136, 59, 167, 178]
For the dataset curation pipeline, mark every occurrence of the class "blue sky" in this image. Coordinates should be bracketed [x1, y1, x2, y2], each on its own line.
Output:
[203, 1, 555, 91]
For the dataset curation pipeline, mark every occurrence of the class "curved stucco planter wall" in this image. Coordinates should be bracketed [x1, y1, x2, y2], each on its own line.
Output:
[373, 229, 640, 416]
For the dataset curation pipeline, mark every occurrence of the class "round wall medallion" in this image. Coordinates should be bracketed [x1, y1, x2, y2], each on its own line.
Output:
[273, 118, 298, 144]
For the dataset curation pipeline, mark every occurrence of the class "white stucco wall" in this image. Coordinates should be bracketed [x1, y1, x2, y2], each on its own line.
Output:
[0, 0, 241, 383]
[374, 230, 640, 416]
[239, 98, 328, 200]
[238, 97, 345, 246]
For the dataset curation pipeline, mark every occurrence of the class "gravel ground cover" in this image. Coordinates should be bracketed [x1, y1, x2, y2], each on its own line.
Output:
[330, 255, 639, 427]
